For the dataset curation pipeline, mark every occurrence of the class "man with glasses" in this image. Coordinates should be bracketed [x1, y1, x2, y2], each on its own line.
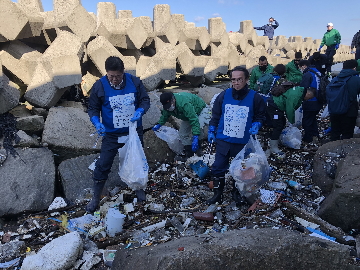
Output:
[206, 66, 266, 205]
[319, 23, 341, 74]
[86, 56, 150, 213]
[249, 56, 274, 90]
[285, 52, 303, 85]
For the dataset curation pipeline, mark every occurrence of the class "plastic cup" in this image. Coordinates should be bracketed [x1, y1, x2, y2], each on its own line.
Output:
[105, 208, 126, 237]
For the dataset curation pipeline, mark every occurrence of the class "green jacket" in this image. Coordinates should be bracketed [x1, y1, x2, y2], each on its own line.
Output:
[357, 59, 360, 72]
[249, 65, 274, 89]
[273, 86, 304, 124]
[285, 60, 302, 84]
[158, 92, 206, 135]
[321, 29, 341, 46]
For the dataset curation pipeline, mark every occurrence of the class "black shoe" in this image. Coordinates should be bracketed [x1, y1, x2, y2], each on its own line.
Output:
[135, 189, 146, 202]
[206, 177, 225, 205]
[231, 181, 247, 206]
[86, 180, 106, 213]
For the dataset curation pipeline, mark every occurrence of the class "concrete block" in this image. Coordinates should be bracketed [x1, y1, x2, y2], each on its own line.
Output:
[186, 22, 196, 28]
[0, 58, 3, 89]
[24, 62, 69, 108]
[204, 57, 222, 82]
[228, 44, 241, 70]
[171, 14, 186, 31]
[197, 27, 211, 50]
[153, 4, 171, 33]
[17, 0, 44, 13]
[286, 50, 296, 59]
[118, 10, 132, 19]
[240, 20, 257, 47]
[274, 35, 287, 49]
[229, 32, 247, 53]
[16, 115, 44, 133]
[126, 17, 148, 49]
[208, 17, 226, 42]
[178, 28, 199, 50]
[210, 43, 229, 74]
[257, 36, 270, 51]
[157, 20, 179, 45]
[246, 45, 266, 60]
[0, 75, 20, 114]
[0, 0, 29, 40]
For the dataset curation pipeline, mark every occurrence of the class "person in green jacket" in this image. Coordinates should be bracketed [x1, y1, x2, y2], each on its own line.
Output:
[266, 84, 315, 156]
[356, 59, 360, 72]
[152, 92, 210, 156]
[249, 55, 274, 89]
[319, 22, 341, 73]
[285, 52, 303, 84]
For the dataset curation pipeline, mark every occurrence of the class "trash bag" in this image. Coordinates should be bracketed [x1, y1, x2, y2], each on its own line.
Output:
[154, 126, 184, 154]
[294, 106, 303, 128]
[280, 126, 302, 149]
[118, 122, 149, 190]
[320, 104, 329, 119]
[229, 135, 270, 199]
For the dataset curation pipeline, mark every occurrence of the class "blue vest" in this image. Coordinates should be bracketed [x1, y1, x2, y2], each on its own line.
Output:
[216, 88, 255, 144]
[101, 73, 140, 133]
[308, 68, 321, 101]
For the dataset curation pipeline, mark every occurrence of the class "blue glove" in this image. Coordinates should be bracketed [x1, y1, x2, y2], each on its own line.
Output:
[318, 45, 323, 51]
[335, 44, 339, 50]
[90, 116, 105, 136]
[192, 135, 199, 152]
[208, 125, 216, 143]
[249, 122, 262, 135]
[324, 127, 332, 134]
[152, 124, 162, 131]
[130, 108, 144, 122]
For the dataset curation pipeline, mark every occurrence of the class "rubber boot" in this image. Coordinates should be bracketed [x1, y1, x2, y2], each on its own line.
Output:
[231, 180, 246, 205]
[269, 140, 285, 158]
[135, 189, 146, 202]
[206, 177, 225, 205]
[184, 145, 193, 158]
[86, 180, 106, 213]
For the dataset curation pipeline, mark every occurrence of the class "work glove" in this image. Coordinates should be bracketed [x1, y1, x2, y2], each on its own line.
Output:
[324, 127, 332, 134]
[130, 108, 144, 122]
[335, 44, 339, 50]
[152, 124, 162, 131]
[208, 125, 216, 143]
[90, 116, 106, 136]
[318, 45, 323, 51]
[249, 122, 262, 135]
[192, 135, 199, 152]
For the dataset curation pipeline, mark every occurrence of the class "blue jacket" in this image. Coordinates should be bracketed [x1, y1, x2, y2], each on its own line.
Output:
[300, 66, 323, 111]
[254, 20, 279, 40]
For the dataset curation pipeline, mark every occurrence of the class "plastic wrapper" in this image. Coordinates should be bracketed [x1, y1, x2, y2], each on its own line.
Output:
[280, 126, 302, 149]
[118, 122, 149, 191]
[154, 126, 184, 155]
[294, 106, 303, 128]
[229, 136, 270, 198]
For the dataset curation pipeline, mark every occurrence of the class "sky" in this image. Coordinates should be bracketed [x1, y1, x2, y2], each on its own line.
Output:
[12, 0, 359, 46]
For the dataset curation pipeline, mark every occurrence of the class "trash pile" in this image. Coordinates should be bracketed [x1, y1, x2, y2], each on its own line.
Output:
[1, 114, 360, 269]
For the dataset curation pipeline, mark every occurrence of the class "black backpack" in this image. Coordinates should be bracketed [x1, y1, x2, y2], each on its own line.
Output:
[326, 75, 353, 114]
[270, 79, 295, 97]
[309, 69, 330, 104]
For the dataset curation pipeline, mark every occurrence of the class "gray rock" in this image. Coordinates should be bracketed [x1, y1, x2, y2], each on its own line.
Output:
[142, 91, 162, 130]
[15, 130, 40, 147]
[318, 149, 360, 231]
[0, 75, 20, 114]
[0, 241, 25, 262]
[0, 148, 55, 216]
[58, 154, 127, 203]
[143, 129, 176, 169]
[16, 115, 44, 134]
[31, 107, 48, 118]
[8, 105, 32, 118]
[195, 86, 223, 105]
[313, 139, 360, 195]
[42, 107, 100, 162]
[112, 228, 356, 270]
[21, 232, 83, 270]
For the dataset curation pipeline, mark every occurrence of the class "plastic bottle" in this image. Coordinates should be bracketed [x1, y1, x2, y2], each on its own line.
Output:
[286, 180, 303, 190]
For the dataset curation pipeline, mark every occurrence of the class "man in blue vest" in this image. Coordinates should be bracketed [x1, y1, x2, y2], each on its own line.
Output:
[298, 60, 323, 144]
[207, 66, 266, 205]
[86, 56, 150, 212]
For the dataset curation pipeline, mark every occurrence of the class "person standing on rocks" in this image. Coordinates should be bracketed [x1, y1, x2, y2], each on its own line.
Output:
[152, 92, 210, 158]
[86, 56, 150, 213]
[298, 60, 323, 144]
[207, 66, 266, 205]
[309, 52, 328, 76]
[285, 52, 303, 85]
[254, 17, 279, 53]
[249, 56, 274, 90]
[319, 22, 341, 74]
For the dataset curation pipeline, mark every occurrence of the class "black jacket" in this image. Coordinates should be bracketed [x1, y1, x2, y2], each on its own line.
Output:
[351, 31, 360, 50]
[309, 54, 328, 76]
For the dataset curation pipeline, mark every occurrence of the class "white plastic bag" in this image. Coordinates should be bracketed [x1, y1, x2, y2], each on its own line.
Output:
[229, 136, 270, 198]
[118, 122, 149, 190]
[154, 126, 184, 154]
[280, 126, 302, 149]
[294, 106, 303, 128]
[320, 104, 329, 119]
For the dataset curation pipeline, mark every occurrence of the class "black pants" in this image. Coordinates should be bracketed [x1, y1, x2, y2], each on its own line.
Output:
[93, 128, 144, 181]
[330, 114, 356, 141]
[266, 105, 286, 140]
[302, 110, 320, 143]
[325, 45, 337, 72]
[356, 49, 360, 61]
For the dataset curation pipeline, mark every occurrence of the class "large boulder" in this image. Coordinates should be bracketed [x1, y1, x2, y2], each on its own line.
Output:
[112, 228, 355, 270]
[42, 107, 100, 163]
[312, 139, 360, 195]
[318, 149, 360, 231]
[0, 148, 55, 216]
[58, 153, 126, 203]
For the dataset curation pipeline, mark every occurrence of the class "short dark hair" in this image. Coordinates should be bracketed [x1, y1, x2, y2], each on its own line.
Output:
[312, 52, 320, 60]
[307, 87, 317, 97]
[105, 56, 124, 72]
[343, 59, 358, 70]
[259, 56, 267, 62]
[298, 60, 310, 67]
[273, 64, 286, 76]
[231, 66, 250, 79]
[295, 52, 302, 59]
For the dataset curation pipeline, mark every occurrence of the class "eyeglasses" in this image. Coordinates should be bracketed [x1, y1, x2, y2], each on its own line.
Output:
[108, 74, 123, 80]
[231, 78, 244, 83]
